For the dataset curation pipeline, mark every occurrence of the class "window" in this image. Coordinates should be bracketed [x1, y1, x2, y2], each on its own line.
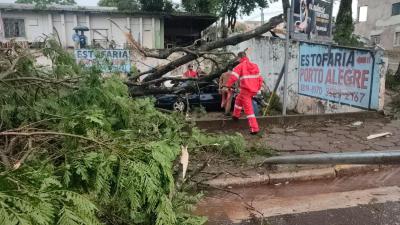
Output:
[359, 6, 368, 22]
[395, 32, 400, 46]
[3, 18, 25, 38]
[371, 35, 381, 44]
[393, 2, 400, 16]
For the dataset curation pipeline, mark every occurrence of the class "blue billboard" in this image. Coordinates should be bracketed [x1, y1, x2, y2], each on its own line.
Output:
[75, 49, 131, 73]
[298, 42, 378, 109]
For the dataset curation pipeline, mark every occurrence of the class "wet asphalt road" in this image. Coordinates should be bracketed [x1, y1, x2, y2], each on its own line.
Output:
[237, 201, 400, 225]
[196, 167, 400, 225]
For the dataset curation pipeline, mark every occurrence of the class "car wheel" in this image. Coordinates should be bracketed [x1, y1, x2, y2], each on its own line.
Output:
[173, 99, 186, 113]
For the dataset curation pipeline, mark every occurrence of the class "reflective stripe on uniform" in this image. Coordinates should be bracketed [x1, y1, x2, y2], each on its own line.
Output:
[247, 114, 255, 118]
[231, 71, 240, 78]
[234, 105, 243, 110]
[240, 74, 261, 80]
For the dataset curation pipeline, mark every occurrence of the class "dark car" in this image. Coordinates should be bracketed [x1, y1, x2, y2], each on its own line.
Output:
[155, 81, 264, 115]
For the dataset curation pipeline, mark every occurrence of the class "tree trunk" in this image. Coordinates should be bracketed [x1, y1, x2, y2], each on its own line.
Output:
[140, 14, 283, 82]
[282, 0, 290, 21]
[221, 4, 228, 38]
[395, 62, 400, 81]
[129, 60, 238, 96]
[221, 15, 228, 38]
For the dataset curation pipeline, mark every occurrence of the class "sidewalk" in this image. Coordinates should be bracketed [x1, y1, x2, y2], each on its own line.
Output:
[265, 117, 400, 153]
[192, 116, 400, 188]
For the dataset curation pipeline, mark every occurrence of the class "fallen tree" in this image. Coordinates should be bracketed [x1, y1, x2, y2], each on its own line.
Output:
[126, 14, 284, 96]
[0, 39, 250, 225]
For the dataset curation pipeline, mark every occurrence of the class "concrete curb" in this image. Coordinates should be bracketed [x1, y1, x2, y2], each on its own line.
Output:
[204, 164, 386, 188]
[195, 111, 384, 131]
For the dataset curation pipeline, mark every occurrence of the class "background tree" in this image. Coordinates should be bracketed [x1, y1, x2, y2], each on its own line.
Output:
[115, 0, 141, 11]
[15, 0, 75, 6]
[224, 0, 268, 32]
[281, 0, 290, 20]
[140, 0, 164, 11]
[334, 0, 360, 46]
[98, 0, 119, 7]
[98, 0, 174, 12]
[182, 0, 216, 13]
[182, 0, 268, 37]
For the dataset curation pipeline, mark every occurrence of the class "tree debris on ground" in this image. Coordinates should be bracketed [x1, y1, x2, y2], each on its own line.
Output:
[366, 132, 392, 140]
[0, 39, 249, 225]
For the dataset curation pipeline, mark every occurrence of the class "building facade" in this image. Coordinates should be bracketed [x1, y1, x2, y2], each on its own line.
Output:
[355, 0, 400, 70]
[0, 3, 216, 49]
[355, 0, 400, 50]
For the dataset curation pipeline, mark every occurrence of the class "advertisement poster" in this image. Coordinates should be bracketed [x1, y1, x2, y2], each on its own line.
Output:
[298, 42, 376, 109]
[75, 49, 131, 73]
[293, 0, 333, 38]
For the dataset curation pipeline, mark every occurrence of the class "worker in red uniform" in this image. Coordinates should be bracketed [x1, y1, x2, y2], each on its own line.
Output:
[183, 64, 198, 78]
[225, 52, 263, 135]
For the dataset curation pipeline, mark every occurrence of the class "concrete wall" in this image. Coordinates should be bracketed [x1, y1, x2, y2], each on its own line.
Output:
[0, 9, 162, 49]
[134, 36, 387, 114]
[0, 11, 51, 43]
[228, 37, 387, 114]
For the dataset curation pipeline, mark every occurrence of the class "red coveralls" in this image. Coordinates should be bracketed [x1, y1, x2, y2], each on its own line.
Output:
[184, 70, 198, 78]
[226, 56, 263, 133]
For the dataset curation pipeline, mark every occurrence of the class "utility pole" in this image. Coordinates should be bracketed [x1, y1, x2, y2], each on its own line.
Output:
[283, 8, 291, 116]
[261, 7, 264, 24]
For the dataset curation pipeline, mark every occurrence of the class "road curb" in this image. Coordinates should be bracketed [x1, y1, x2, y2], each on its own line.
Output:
[195, 111, 385, 131]
[203, 165, 387, 188]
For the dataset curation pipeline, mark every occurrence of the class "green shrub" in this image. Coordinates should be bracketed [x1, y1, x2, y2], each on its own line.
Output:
[0, 39, 247, 225]
[386, 70, 400, 90]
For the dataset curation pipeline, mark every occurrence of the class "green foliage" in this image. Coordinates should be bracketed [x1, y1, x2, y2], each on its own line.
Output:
[98, 0, 175, 12]
[333, 0, 361, 47]
[15, 0, 76, 7]
[386, 70, 400, 90]
[192, 106, 207, 118]
[0, 168, 100, 225]
[262, 92, 282, 116]
[182, 0, 216, 13]
[390, 95, 400, 119]
[248, 143, 276, 157]
[189, 128, 247, 158]
[140, 0, 166, 11]
[97, 0, 119, 7]
[0, 39, 249, 224]
[182, 0, 268, 31]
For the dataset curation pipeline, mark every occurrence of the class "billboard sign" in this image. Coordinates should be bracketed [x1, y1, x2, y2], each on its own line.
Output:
[298, 42, 376, 109]
[292, 0, 333, 39]
[75, 49, 131, 73]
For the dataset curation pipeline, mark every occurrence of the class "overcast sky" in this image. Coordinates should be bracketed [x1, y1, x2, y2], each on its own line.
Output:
[1, 0, 359, 21]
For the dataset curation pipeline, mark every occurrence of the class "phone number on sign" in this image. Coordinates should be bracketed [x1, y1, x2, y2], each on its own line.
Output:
[325, 88, 366, 103]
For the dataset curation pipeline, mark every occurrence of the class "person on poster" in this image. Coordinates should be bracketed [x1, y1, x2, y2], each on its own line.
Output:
[294, 0, 315, 35]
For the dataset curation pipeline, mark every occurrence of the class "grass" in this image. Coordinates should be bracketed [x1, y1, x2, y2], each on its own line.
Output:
[247, 143, 277, 158]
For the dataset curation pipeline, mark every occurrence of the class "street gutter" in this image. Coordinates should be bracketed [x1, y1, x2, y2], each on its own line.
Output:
[203, 164, 389, 188]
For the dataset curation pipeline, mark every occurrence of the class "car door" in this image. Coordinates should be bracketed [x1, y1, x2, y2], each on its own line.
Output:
[199, 84, 222, 111]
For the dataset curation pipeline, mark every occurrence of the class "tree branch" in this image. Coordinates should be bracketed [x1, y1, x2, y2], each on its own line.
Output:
[1, 77, 79, 89]
[129, 58, 238, 97]
[0, 54, 27, 80]
[140, 14, 283, 82]
[0, 131, 114, 151]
